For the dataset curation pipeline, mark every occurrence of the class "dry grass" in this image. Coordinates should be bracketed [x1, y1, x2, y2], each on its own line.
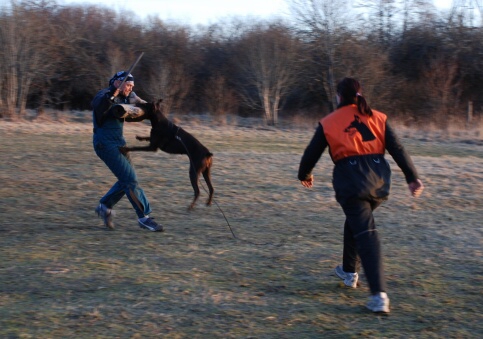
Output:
[0, 118, 482, 338]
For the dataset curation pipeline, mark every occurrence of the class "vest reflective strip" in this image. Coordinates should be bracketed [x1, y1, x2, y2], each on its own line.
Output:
[320, 105, 387, 162]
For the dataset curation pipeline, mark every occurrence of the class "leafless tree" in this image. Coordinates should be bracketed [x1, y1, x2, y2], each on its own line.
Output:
[53, 5, 139, 108]
[141, 23, 194, 116]
[0, 1, 58, 118]
[355, 0, 400, 45]
[448, 0, 483, 27]
[235, 23, 301, 125]
[203, 74, 238, 120]
[0, 0, 482, 127]
[147, 60, 193, 116]
[289, 0, 351, 111]
[400, 0, 438, 33]
[421, 55, 462, 127]
[332, 31, 395, 111]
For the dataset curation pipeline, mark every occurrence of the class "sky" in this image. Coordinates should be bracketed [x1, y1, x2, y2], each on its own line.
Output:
[59, 0, 455, 25]
[61, 0, 291, 25]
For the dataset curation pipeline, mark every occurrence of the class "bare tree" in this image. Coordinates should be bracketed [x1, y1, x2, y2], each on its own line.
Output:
[235, 23, 301, 125]
[147, 60, 192, 116]
[203, 74, 238, 120]
[332, 31, 395, 111]
[400, 0, 437, 33]
[141, 23, 194, 116]
[290, 0, 351, 110]
[355, 0, 400, 45]
[0, 1, 61, 118]
[0, 3, 28, 117]
[50, 5, 138, 110]
[449, 0, 483, 27]
[422, 54, 462, 126]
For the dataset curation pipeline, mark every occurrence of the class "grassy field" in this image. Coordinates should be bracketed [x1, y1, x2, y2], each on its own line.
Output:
[0, 118, 482, 338]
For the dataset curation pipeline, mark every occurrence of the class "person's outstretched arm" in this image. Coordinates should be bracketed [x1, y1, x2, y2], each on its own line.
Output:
[385, 122, 424, 197]
[298, 124, 328, 188]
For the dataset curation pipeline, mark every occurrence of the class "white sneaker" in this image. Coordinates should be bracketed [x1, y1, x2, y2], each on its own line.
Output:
[335, 264, 358, 288]
[366, 292, 390, 314]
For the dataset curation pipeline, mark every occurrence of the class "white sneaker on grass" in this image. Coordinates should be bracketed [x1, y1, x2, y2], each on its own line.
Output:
[366, 292, 390, 314]
[335, 264, 358, 288]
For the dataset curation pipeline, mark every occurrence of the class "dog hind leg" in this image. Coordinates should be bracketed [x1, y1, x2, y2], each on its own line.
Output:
[188, 163, 201, 210]
[202, 156, 214, 206]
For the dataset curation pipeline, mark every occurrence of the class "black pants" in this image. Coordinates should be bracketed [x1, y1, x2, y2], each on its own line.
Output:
[340, 198, 386, 295]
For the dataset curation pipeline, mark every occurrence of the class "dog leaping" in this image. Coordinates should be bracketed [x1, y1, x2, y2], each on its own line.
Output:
[119, 100, 214, 210]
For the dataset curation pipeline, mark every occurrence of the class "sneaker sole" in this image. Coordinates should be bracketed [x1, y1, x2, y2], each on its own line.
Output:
[138, 223, 163, 232]
[340, 281, 358, 288]
[368, 308, 390, 314]
[366, 302, 390, 314]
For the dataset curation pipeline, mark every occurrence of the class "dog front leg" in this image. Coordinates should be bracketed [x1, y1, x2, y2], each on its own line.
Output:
[119, 144, 158, 154]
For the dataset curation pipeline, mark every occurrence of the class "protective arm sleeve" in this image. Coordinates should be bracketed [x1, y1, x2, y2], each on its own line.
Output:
[298, 124, 328, 181]
[122, 93, 149, 122]
[385, 121, 419, 184]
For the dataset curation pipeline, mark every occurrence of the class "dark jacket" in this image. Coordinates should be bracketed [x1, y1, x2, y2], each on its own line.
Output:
[298, 107, 419, 204]
[91, 86, 146, 147]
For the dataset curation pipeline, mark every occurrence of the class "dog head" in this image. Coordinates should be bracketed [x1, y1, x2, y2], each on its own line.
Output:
[135, 99, 163, 117]
[154, 99, 163, 112]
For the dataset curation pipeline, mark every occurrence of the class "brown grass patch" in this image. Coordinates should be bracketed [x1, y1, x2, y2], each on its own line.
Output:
[0, 119, 481, 338]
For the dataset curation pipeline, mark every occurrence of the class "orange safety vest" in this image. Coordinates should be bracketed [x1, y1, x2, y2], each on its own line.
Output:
[320, 105, 387, 162]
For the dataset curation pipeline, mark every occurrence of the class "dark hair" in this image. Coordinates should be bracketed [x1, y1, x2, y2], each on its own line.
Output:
[336, 77, 373, 116]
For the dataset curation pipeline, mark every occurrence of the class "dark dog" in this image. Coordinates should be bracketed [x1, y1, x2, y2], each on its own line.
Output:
[119, 100, 214, 210]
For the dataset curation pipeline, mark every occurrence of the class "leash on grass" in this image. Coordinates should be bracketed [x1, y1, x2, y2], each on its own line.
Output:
[175, 131, 284, 247]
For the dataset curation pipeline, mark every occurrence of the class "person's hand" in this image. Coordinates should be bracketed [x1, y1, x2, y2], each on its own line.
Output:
[408, 179, 424, 198]
[110, 88, 120, 101]
[301, 175, 314, 188]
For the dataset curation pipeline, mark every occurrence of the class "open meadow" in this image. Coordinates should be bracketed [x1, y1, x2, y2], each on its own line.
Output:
[0, 116, 482, 338]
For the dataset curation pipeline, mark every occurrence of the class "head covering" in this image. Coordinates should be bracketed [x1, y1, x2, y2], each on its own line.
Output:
[109, 71, 134, 86]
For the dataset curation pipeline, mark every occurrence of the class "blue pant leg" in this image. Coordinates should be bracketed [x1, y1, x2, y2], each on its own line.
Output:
[100, 181, 125, 208]
[95, 142, 152, 218]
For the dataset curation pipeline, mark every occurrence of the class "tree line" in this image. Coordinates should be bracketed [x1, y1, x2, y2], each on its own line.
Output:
[0, 0, 482, 127]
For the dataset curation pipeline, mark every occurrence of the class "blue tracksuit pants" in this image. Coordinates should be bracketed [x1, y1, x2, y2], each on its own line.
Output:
[94, 130, 151, 219]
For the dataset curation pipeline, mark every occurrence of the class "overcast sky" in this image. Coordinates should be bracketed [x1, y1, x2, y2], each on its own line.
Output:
[59, 0, 454, 25]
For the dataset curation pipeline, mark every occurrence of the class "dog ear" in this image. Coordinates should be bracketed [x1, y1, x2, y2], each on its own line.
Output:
[155, 99, 163, 111]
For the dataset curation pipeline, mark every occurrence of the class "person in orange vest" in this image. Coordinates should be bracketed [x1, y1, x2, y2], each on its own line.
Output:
[298, 77, 424, 314]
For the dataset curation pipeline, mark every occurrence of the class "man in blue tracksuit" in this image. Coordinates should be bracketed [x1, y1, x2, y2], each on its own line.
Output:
[92, 71, 163, 232]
